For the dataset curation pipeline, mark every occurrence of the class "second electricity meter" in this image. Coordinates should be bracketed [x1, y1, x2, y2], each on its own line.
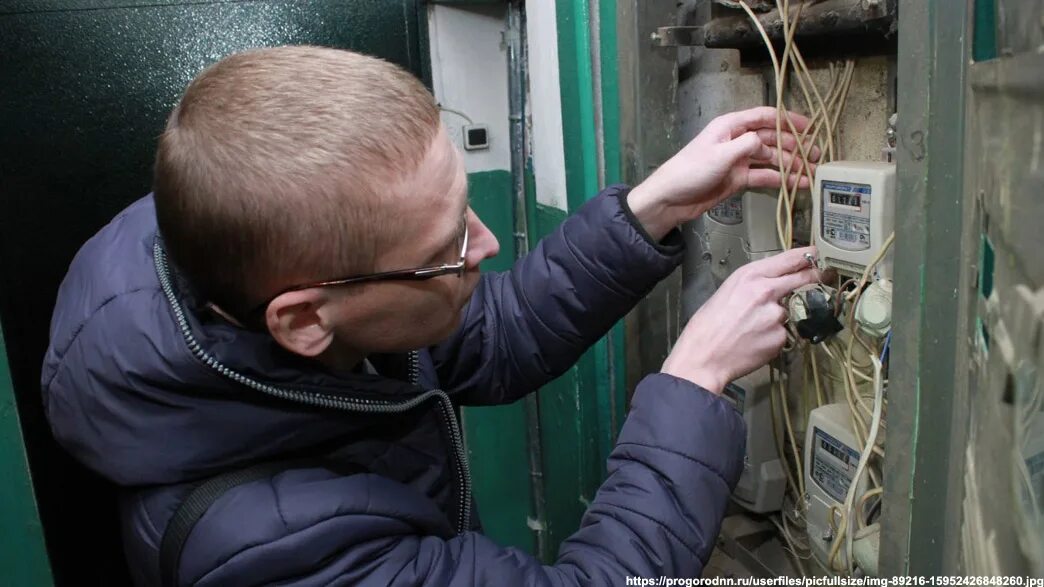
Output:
[804, 403, 868, 570]
[704, 190, 780, 284]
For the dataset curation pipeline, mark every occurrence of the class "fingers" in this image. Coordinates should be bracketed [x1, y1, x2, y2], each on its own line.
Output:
[722, 132, 816, 180]
[750, 246, 819, 278]
[718, 131, 764, 169]
[749, 147, 816, 176]
[712, 107, 813, 137]
[753, 128, 822, 163]
[746, 168, 812, 190]
[765, 267, 822, 299]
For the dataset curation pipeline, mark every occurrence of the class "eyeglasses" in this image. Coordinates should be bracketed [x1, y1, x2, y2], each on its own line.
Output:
[246, 217, 469, 321]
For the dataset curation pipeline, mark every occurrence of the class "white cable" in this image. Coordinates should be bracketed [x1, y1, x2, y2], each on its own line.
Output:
[843, 353, 884, 573]
[771, 515, 810, 577]
[438, 105, 474, 125]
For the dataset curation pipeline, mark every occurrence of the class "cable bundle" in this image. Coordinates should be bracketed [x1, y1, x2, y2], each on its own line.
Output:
[738, 0, 855, 251]
[734, 0, 894, 577]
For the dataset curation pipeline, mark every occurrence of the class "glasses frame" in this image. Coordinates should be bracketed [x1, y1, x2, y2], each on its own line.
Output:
[247, 217, 469, 321]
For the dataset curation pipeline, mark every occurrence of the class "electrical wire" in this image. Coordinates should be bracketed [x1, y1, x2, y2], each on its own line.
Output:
[810, 347, 826, 407]
[841, 233, 896, 434]
[776, 358, 806, 498]
[737, 4, 875, 575]
[857, 487, 883, 529]
[770, 366, 802, 498]
[835, 278, 858, 316]
[737, 1, 795, 250]
[880, 330, 893, 363]
[437, 104, 474, 124]
[810, 549, 838, 578]
[781, 506, 811, 550]
[739, 0, 856, 254]
[842, 353, 884, 573]
[825, 233, 894, 572]
[792, 48, 836, 160]
[827, 504, 845, 570]
[771, 514, 811, 576]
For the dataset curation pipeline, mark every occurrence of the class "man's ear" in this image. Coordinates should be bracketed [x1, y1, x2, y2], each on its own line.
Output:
[264, 289, 336, 357]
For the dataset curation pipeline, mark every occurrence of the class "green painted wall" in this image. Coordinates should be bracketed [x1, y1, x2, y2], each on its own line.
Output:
[599, 0, 628, 449]
[973, 0, 998, 62]
[0, 321, 52, 586]
[433, 1, 631, 564]
[529, 201, 606, 560]
[524, 0, 629, 560]
[461, 170, 537, 553]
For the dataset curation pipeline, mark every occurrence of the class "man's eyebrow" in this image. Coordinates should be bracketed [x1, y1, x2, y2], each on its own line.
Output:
[423, 197, 468, 264]
[449, 197, 469, 246]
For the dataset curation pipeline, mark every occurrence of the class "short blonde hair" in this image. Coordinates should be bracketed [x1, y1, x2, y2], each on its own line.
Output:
[154, 46, 440, 317]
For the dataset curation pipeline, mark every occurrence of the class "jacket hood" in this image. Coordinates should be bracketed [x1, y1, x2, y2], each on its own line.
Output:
[42, 196, 430, 486]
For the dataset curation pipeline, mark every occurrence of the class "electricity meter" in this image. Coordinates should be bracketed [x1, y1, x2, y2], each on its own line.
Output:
[812, 162, 896, 279]
[721, 366, 786, 513]
[804, 403, 868, 570]
[705, 190, 781, 284]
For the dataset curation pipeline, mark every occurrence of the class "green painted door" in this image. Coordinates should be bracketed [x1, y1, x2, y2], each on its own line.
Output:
[0, 2, 427, 583]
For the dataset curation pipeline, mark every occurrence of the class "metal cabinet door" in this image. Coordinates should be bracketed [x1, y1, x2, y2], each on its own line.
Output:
[0, 2, 426, 583]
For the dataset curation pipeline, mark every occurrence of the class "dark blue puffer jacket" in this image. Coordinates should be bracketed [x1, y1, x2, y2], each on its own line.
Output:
[42, 185, 745, 586]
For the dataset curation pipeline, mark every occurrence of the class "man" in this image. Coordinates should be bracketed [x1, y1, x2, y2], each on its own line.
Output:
[43, 46, 818, 585]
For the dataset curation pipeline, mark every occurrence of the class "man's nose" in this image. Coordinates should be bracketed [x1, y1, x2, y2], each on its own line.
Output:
[466, 212, 500, 270]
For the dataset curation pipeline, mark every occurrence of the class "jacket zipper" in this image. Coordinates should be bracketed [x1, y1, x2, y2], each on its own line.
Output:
[154, 240, 472, 533]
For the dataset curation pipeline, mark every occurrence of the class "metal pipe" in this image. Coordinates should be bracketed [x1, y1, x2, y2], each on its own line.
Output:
[507, 0, 548, 561]
[589, 0, 621, 447]
[702, 0, 895, 51]
[507, 0, 529, 259]
[590, 0, 607, 191]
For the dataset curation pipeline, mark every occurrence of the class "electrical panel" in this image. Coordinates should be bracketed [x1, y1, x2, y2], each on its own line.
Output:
[664, 0, 904, 578]
[812, 162, 896, 279]
[804, 403, 869, 571]
[705, 190, 781, 285]
[721, 366, 786, 513]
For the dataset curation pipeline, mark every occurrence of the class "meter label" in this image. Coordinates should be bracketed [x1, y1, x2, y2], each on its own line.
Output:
[709, 195, 743, 226]
[722, 382, 746, 413]
[811, 427, 860, 503]
[821, 181, 872, 252]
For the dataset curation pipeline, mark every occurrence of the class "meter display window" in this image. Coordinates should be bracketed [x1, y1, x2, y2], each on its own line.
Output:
[811, 427, 860, 503]
[821, 180, 872, 252]
[709, 195, 743, 226]
[828, 192, 861, 208]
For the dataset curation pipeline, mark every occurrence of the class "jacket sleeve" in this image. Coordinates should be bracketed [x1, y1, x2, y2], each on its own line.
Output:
[180, 374, 745, 586]
[431, 185, 684, 405]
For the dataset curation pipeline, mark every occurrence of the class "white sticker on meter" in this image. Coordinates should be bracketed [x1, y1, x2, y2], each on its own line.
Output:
[821, 180, 872, 252]
[811, 427, 860, 503]
[709, 195, 743, 226]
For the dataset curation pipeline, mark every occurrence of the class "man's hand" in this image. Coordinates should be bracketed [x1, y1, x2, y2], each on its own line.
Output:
[662, 247, 821, 394]
[627, 107, 819, 241]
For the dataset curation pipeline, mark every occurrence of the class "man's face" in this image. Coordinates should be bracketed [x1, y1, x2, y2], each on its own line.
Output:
[326, 127, 500, 355]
